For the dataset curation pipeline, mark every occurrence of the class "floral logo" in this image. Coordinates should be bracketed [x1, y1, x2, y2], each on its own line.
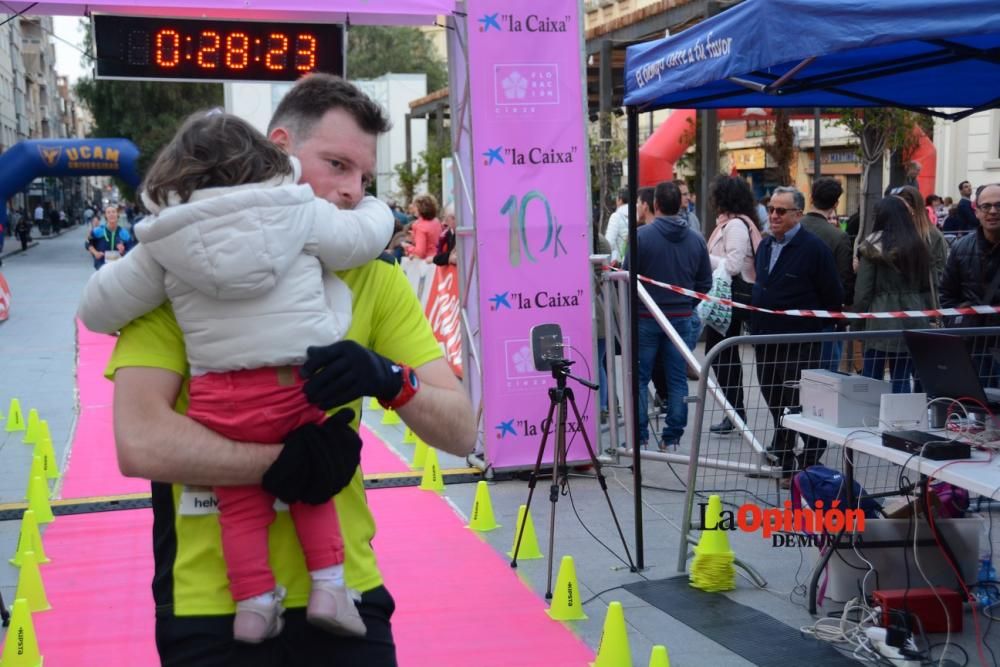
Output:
[501, 72, 528, 100]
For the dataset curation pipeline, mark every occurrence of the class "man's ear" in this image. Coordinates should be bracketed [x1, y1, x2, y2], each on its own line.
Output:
[269, 127, 292, 151]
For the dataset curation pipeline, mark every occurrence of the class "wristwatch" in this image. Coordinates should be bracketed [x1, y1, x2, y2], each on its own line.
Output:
[379, 364, 420, 410]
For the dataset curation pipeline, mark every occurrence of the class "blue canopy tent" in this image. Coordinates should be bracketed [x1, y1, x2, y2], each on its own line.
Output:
[624, 0, 1000, 119]
[616, 0, 1000, 569]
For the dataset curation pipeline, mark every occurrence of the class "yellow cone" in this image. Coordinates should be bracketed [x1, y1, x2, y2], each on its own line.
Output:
[380, 408, 402, 425]
[647, 645, 671, 667]
[367, 396, 382, 411]
[591, 601, 632, 667]
[507, 505, 543, 559]
[24, 457, 48, 501]
[467, 481, 500, 532]
[403, 426, 417, 444]
[547, 555, 588, 620]
[10, 510, 49, 566]
[418, 448, 443, 492]
[14, 551, 50, 613]
[411, 438, 428, 470]
[5, 397, 25, 432]
[22, 409, 40, 444]
[689, 494, 736, 592]
[0, 598, 42, 667]
[27, 476, 54, 525]
[33, 422, 59, 480]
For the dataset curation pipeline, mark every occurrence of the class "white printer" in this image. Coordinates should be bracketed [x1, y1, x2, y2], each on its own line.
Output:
[799, 369, 891, 428]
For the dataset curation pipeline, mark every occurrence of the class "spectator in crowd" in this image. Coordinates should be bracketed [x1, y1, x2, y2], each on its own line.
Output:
[940, 182, 1000, 333]
[926, 193, 944, 226]
[756, 195, 770, 233]
[704, 175, 761, 434]
[86, 205, 132, 270]
[432, 205, 457, 266]
[801, 178, 854, 372]
[674, 179, 701, 235]
[637, 187, 656, 227]
[751, 186, 843, 487]
[405, 194, 443, 260]
[604, 187, 630, 264]
[895, 186, 949, 290]
[625, 181, 711, 451]
[945, 180, 980, 232]
[101, 73, 476, 665]
[33, 202, 43, 226]
[855, 196, 935, 393]
[594, 233, 614, 424]
[14, 209, 31, 252]
[904, 161, 922, 191]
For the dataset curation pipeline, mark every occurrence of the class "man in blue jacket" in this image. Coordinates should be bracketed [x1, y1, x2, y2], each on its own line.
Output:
[625, 181, 711, 451]
[752, 186, 844, 487]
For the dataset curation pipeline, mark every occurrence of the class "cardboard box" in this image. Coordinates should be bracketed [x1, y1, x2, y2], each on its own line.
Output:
[799, 369, 891, 428]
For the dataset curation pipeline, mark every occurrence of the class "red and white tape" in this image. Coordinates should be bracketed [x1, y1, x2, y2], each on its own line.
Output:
[613, 269, 1000, 320]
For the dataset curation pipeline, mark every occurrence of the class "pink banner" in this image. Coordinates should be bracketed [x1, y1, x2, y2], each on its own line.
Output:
[16, 0, 454, 20]
[467, 2, 594, 468]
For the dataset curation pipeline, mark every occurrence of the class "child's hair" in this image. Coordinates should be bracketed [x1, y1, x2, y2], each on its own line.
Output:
[142, 110, 293, 209]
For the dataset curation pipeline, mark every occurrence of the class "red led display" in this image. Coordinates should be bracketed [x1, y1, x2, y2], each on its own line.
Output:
[94, 16, 344, 82]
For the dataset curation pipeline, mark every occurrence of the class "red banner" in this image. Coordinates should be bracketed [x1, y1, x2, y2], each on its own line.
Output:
[424, 265, 463, 379]
[0, 272, 10, 321]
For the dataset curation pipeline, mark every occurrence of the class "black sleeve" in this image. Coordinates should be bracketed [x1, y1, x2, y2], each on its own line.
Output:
[938, 249, 964, 308]
[815, 241, 844, 310]
[834, 235, 855, 306]
[958, 200, 979, 230]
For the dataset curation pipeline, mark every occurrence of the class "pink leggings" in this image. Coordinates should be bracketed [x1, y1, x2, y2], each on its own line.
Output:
[188, 366, 344, 601]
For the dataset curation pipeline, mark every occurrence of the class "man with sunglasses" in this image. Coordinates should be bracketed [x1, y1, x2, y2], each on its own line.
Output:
[750, 186, 843, 488]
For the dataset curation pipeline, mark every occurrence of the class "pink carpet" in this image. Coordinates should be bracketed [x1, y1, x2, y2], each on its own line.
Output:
[360, 424, 411, 473]
[24, 322, 594, 666]
[63, 326, 149, 497]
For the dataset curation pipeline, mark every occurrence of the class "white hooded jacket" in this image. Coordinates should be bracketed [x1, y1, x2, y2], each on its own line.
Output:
[78, 160, 392, 373]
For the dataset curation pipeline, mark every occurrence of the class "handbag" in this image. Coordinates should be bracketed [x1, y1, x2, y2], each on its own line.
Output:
[696, 264, 733, 335]
[730, 215, 759, 304]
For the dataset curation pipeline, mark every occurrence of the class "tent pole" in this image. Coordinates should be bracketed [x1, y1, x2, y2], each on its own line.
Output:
[813, 108, 822, 182]
[627, 105, 643, 571]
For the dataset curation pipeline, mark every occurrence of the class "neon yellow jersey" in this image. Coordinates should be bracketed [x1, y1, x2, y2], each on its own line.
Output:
[105, 258, 443, 616]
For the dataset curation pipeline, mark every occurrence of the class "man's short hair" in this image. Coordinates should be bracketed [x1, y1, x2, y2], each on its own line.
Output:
[811, 177, 843, 211]
[772, 185, 805, 212]
[268, 73, 392, 142]
[654, 181, 682, 216]
[617, 187, 629, 205]
[959, 180, 971, 191]
[976, 183, 1000, 200]
[637, 187, 654, 211]
[672, 179, 689, 192]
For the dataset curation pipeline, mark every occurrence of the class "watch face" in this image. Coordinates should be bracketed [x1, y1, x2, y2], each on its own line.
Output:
[408, 369, 420, 389]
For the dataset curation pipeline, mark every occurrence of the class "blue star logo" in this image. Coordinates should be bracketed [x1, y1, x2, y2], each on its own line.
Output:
[483, 146, 504, 165]
[479, 13, 501, 32]
[496, 419, 517, 438]
[489, 291, 511, 310]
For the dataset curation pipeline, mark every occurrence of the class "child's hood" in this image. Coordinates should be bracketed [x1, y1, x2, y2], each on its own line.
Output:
[135, 163, 320, 301]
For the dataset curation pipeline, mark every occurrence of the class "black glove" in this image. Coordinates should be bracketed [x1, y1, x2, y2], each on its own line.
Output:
[300, 340, 403, 410]
[262, 409, 362, 505]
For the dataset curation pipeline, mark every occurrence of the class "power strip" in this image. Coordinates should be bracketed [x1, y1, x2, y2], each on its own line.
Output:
[864, 628, 920, 667]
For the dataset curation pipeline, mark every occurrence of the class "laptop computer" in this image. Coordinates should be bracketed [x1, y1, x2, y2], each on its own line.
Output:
[903, 330, 1000, 410]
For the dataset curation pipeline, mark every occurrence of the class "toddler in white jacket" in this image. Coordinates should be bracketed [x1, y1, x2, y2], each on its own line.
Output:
[78, 111, 393, 643]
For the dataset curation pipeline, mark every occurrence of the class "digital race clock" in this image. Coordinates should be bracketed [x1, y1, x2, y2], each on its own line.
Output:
[93, 15, 345, 83]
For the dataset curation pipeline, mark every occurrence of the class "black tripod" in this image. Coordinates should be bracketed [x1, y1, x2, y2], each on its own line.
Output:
[510, 358, 636, 599]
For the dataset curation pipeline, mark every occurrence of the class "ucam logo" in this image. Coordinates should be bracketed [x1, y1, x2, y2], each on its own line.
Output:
[699, 499, 865, 547]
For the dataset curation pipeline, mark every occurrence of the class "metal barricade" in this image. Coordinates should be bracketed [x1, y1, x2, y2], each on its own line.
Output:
[677, 325, 1000, 578]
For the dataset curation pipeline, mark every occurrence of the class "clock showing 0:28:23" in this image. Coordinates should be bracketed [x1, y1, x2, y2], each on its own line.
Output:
[92, 15, 345, 83]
